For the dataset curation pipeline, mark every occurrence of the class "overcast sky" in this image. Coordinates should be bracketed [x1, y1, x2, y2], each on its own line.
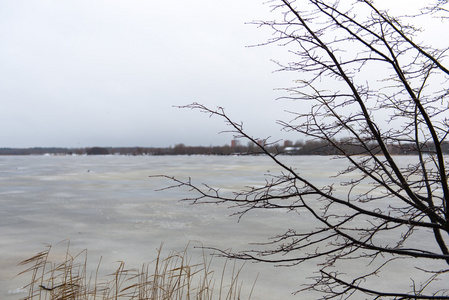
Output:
[0, 0, 438, 148]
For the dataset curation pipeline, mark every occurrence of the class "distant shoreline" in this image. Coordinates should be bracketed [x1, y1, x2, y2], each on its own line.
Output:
[0, 146, 281, 156]
[1, 142, 446, 156]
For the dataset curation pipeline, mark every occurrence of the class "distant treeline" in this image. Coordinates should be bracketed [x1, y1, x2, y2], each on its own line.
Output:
[1, 140, 448, 156]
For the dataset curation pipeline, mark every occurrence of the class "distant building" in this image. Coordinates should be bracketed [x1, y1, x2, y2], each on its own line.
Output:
[231, 140, 240, 147]
[283, 146, 302, 155]
[256, 139, 265, 146]
[284, 140, 293, 147]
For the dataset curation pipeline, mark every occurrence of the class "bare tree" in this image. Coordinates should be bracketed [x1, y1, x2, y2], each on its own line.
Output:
[156, 0, 449, 298]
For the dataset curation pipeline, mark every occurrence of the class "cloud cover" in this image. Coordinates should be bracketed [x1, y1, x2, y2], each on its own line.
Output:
[0, 0, 435, 147]
[0, 0, 294, 147]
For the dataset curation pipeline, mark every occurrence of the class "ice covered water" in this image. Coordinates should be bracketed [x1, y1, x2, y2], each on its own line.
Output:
[0, 155, 445, 299]
[0, 155, 313, 299]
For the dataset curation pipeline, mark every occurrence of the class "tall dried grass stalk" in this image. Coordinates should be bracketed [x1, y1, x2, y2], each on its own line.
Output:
[15, 241, 256, 300]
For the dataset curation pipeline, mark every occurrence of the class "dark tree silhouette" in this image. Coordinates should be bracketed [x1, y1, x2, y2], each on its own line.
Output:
[157, 0, 449, 298]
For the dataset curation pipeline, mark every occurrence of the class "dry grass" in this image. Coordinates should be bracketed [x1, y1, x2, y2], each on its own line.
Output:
[16, 241, 256, 300]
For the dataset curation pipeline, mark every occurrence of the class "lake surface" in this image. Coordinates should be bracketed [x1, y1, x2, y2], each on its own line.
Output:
[0, 155, 446, 299]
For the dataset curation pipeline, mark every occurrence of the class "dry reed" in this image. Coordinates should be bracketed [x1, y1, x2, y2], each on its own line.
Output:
[15, 241, 256, 300]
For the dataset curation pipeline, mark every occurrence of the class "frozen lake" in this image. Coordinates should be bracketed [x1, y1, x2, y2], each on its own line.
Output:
[0, 155, 446, 299]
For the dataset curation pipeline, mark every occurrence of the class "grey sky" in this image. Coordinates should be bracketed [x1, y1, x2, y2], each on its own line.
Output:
[0, 0, 435, 148]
